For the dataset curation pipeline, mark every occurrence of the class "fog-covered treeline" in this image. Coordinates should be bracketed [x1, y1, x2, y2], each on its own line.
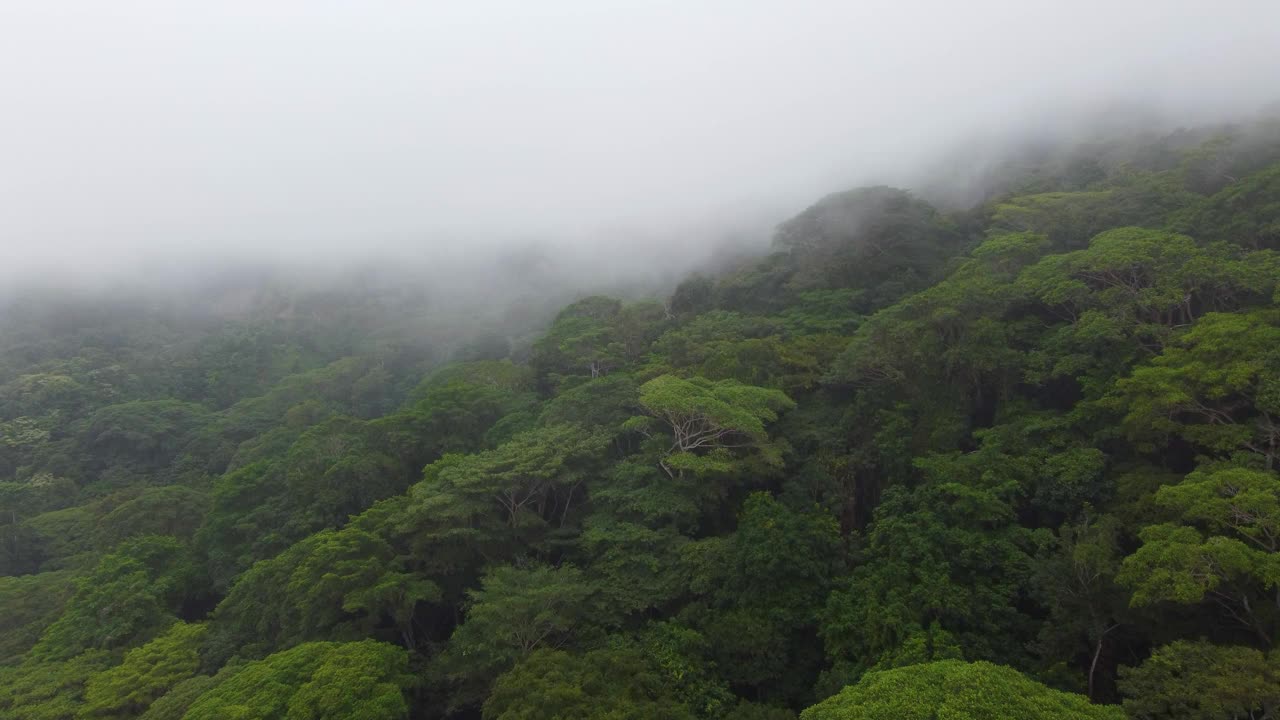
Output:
[4, 116, 1280, 718]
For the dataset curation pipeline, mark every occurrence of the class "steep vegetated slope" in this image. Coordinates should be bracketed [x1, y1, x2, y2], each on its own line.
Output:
[3, 118, 1280, 719]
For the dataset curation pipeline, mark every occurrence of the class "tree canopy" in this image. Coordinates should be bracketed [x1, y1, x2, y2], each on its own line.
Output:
[6, 117, 1280, 719]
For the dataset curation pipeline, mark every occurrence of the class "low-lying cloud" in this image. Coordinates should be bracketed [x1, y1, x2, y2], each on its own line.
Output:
[1, 0, 1278, 286]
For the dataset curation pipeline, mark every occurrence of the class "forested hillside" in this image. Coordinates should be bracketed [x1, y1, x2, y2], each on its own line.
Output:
[4, 117, 1280, 719]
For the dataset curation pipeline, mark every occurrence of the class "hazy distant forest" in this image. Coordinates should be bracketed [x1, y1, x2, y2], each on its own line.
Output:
[4, 116, 1280, 719]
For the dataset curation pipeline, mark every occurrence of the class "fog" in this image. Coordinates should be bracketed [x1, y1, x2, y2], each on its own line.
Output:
[2, 0, 1279, 290]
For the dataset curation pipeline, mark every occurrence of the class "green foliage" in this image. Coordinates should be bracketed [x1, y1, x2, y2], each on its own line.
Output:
[281, 416, 411, 528]
[773, 186, 960, 307]
[31, 536, 197, 662]
[636, 621, 736, 716]
[1030, 515, 1129, 699]
[482, 647, 697, 720]
[1188, 163, 1280, 250]
[95, 486, 210, 546]
[577, 516, 689, 614]
[0, 473, 77, 520]
[282, 641, 416, 720]
[0, 651, 112, 720]
[990, 190, 1124, 249]
[650, 311, 843, 392]
[136, 675, 218, 720]
[537, 374, 639, 431]
[777, 290, 864, 335]
[207, 526, 435, 663]
[1118, 465, 1280, 645]
[821, 475, 1036, 668]
[5, 117, 1280, 720]
[1106, 310, 1280, 466]
[403, 360, 538, 454]
[684, 494, 843, 699]
[75, 399, 212, 481]
[1120, 523, 1261, 607]
[1157, 466, 1280, 552]
[183, 640, 413, 720]
[17, 504, 100, 572]
[441, 564, 600, 706]
[531, 297, 666, 388]
[0, 571, 75, 664]
[406, 424, 612, 561]
[1019, 229, 1274, 337]
[79, 622, 207, 719]
[800, 660, 1124, 719]
[630, 374, 794, 477]
[198, 412, 425, 590]
[196, 460, 294, 589]
[1119, 640, 1280, 720]
[987, 177, 1194, 252]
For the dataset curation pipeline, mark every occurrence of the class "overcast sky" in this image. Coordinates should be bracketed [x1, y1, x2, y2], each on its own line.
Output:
[2, 1, 1279, 279]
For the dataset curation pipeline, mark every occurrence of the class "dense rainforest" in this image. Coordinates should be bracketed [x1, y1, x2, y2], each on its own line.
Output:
[4, 116, 1280, 719]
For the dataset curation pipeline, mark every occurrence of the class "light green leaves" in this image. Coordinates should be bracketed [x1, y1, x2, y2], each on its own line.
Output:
[1106, 310, 1280, 464]
[631, 374, 794, 477]
[182, 640, 413, 720]
[207, 526, 435, 662]
[1120, 524, 1261, 606]
[31, 536, 196, 662]
[801, 660, 1123, 720]
[1119, 468, 1280, 612]
[1157, 467, 1280, 551]
[79, 622, 207, 719]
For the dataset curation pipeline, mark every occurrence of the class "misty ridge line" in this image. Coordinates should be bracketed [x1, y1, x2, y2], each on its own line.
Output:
[5, 7, 1280, 713]
[3, 1, 1278, 290]
[4, 99, 1279, 313]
